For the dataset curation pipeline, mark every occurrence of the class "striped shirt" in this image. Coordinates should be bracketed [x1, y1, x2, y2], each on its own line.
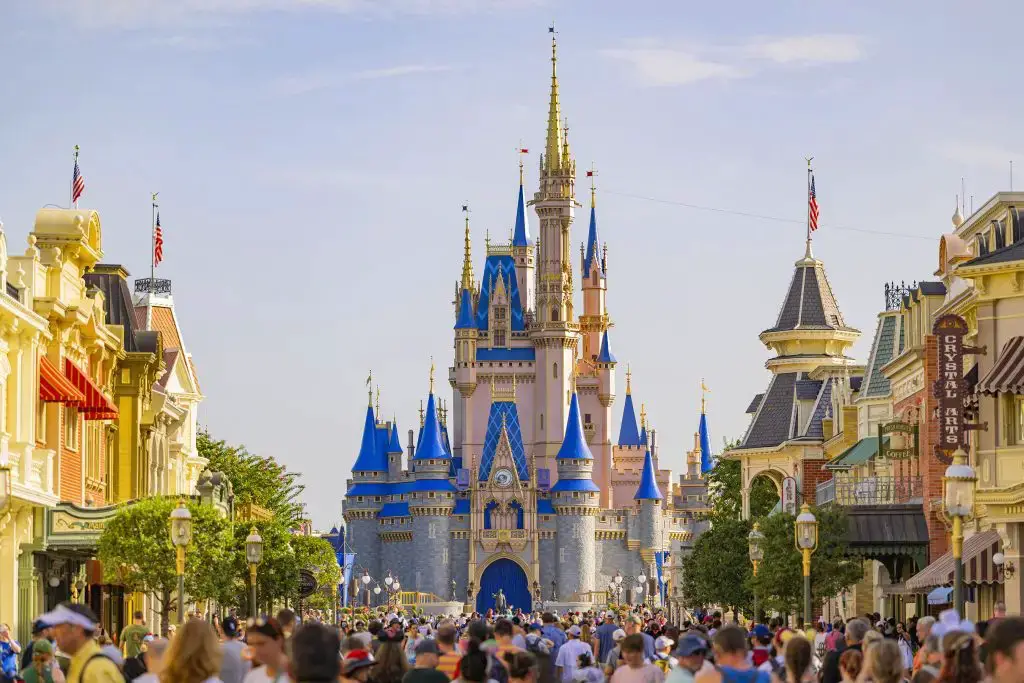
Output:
[437, 652, 461, 680]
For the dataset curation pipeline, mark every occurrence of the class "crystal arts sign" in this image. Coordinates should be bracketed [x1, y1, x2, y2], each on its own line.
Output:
[933, 314, 968, 465]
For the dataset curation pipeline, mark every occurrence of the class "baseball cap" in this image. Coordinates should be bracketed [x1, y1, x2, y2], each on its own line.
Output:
[612, 629, 627, 642]
[222, 616, 241, 638]
[343, 650, 376, 675]
[415, 639, 440, 656]
[36, 604, 99, 632]
[751, 624, 771, 639]
[674, 633, 708, 657]
[654, 636, 673, 650]
[567, 625, 582, 637]
[31, 640, 54, 656]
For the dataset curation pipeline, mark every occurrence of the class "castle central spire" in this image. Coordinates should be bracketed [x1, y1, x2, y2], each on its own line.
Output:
[544, 25, 566, 175]
[461, 205, 473, 290]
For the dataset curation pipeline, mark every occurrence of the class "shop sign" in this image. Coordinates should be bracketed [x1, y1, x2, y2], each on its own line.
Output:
[933, 314, 968, 465]
[878, 421, 919, 459]
[298, 569, 318, 598]
[46, 502, 122, 548]
[781, 477, 798, 515]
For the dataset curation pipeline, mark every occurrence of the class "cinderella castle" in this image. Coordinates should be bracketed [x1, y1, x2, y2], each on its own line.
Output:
[342, 32, 710, 615]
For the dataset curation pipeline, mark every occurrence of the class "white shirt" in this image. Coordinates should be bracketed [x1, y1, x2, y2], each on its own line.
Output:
[555, 639, 594, 683]
[244, 667, 290, 683]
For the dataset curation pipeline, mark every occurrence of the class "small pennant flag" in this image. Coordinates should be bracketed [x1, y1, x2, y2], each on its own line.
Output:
[586, 170, 594, 177]
[153, 213, 164, 266]
[519, 148, 529, 154]
[808, 172, 820, 232]
[71, 149, 85, 204]
[365, 372, 372, 387]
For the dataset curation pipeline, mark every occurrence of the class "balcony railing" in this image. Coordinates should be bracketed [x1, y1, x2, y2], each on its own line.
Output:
[817, 475, 923, 506]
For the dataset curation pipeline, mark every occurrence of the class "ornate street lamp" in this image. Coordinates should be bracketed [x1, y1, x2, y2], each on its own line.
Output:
[361, 570, 373, 608]
[748, 522, 765, 622]
[245, 527, 263, 617]
[795, 504, 819, 626]
[169, 500, 193, 624]
[944, 448, 977, 616]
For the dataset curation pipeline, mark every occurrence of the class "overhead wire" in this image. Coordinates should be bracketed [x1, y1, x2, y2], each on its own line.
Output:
[602, 189, 936, 241]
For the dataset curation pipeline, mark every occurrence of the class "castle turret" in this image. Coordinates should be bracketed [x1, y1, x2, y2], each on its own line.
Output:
[618, 368, 641, 448]
[454, 209, 479, 463]
[593, 329, 616, 507]
[511, 159, 535, 312]
[343, 391, 387, 583]
[580, 181, 608, 363]
[635, 448, 663, 602]
[410, 364, 456, 597]
[388, 419, 403, 480]
[551, 389, 599, 599]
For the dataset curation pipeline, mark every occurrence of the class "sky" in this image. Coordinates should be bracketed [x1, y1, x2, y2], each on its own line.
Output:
[2, 0, 1024, 529]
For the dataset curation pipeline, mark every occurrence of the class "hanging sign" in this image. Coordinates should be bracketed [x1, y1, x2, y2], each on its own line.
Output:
[298, 569, 318, 598]
[782, 476, 798, 515]
[933, 314, 968, 465]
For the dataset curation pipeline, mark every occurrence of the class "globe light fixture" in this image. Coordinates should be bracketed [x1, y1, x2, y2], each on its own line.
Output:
[794, 503, 819, 626]
[943, 448, 977, 615]
[168, 500, 193, 625]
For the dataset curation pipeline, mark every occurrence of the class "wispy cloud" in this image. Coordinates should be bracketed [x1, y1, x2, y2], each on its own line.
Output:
[38, 0, 540, 30]
[268, 63, 454, 96]
[604, 34, 865, 87]
[935, 141, 1024, 170]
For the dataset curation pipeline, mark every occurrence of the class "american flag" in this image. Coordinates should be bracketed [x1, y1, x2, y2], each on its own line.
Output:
[71, 157, 85, 205]
[808, 173, 820, 232]
[153, 213, 164, 266]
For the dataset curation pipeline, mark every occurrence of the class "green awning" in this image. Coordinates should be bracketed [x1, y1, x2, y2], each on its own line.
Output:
[826, 436, 888, 470]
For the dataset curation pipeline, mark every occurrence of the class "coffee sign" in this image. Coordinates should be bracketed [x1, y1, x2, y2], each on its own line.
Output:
[933, 314, 968, 464]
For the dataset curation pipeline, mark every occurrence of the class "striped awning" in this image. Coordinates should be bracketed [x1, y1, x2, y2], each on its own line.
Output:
[978, 337, 1024, 395]
[906, 529, 1002, 590]
[64, 358, 118, 420]
[39, 357, 86, 405]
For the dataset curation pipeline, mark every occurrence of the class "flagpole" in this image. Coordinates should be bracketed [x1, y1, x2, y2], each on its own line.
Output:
[805, 157, 813, 258]
[72, 146, 79, 209]
[147, 192, 158, 331]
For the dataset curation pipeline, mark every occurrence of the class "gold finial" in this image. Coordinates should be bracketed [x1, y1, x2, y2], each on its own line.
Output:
[571, 372, 577, 394]
[485, 228, 491, 251]
[429, 357, 435, 394]
[700, 379, 711, 415]
[544, 23, 564, 174]
[375, 385, 381, 418]
[640, 403, 647, 429]
[366, 370, 373, 407]
[625, 364, 632, 395]
[587, 163, 597, 208]
[419, 400, 425, 427]
[460, 204, 473, 290]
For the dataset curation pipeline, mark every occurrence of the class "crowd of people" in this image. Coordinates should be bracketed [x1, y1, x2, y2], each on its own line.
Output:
[1, 603, 1023, 683]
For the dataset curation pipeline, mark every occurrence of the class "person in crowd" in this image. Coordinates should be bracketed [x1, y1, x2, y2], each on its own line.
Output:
[825, 619, 843, 653]
[452, 640, 497, 683]
[523, 627, 555, 683]
[909, 634, 941, 683]
[935, 629, 982, 683]
[652, 637, 676, 674]
[623, 617, 655, 664]
[777, 636, 813, 683]
[984, 616, 1024, 683]
[859, 640, 903, 683]
[749, 625, 772, 669]
[494, 620, 521, 663]
[820, 618, 868, 683]
[352, 623, 373, 651]
[119, 613, 150, 661]
[160, 619, 223, 683]
[554, 627, 590, 683]
[403, 625, 424, 666]
[402, 640, 448, 683]
[664, 633, 710, 683]
[694, 625, 769, 683]
[368, 626, 408, 683]
[343, 652, 376, 683]
[593, 614, 618, 664]
[243, 619, 289, 683]
[540, 616, 566, 664]
[0, 623, 22, 683]
[289, 624, 342, 683]
[133, 638, 169, 683]
[912, 616, 935, 673]
[570, 652, 601, 683]
[98, 646, 124, 673]
[37, 604, 121, 683]
[603, 630, 627, 676]
[610, 635, 663, 683]
[435, 625, 461, 682]
[219, 617, 250, 683]
[503, 651, 537, 683]
[20, 623, 54, 672]
[19, 639, 64, 683]
[274, 612, 296, 641]
[837, 649, 861, 683]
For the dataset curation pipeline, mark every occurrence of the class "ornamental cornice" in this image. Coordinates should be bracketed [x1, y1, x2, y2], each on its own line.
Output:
[409, 505, 454, 516]
[381, 531, 413, 543]
[595, 530, 625, 540]
[343, 509, 378, 521]
[551, 505, 601, 516]
[450, 530, 470, 539]
[538, 530, 556, 539]
[668, 531, 693, 541]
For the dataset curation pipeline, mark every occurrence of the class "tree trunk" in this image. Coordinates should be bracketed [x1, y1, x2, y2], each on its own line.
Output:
[159, 589, 171, 637]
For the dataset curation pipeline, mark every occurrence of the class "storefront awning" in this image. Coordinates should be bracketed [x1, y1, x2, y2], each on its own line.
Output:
[40, 357, 86, 405]
[906, 529, 1002, 590]
[978, 336, 1024, 395]
[64, 359, 118, 420]
[826, 436, 888, 470]
[927, 586, 953, 605]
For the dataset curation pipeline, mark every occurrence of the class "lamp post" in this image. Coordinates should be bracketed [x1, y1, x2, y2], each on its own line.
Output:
[944, 448, 977, 616]
[795, 503, 819, 626]
[636, 572, 647, 607]
[361, 571, 373, 608]
[169, 500, 193, 625]
[245, 527, 263, 617]
[748, 523, 765, 623]
[383, 571, 401, 608]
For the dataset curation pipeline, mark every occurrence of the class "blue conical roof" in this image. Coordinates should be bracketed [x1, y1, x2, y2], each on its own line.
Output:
[455, 288, 475, 329]
[353, 405, 387, 472]
[618, 393, 641, 447]
[583, 204, 603, 277]
[388, 421, 403, 454]
[413, 393, 450, 460]
[634, 449, 663, 500]
[699, 412, 714, 473]
[512, 180, 531, 247]
[556, 393, 593, 460]
[596, 330, 616, 363]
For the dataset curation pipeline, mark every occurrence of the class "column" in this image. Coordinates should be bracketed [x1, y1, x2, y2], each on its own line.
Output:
[18, 543, 41, 644]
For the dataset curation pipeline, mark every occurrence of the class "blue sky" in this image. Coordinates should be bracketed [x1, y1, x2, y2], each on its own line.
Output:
[3, 0, 1023, 528]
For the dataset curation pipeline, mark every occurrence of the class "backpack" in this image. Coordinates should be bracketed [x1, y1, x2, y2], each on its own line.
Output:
[653, 653, 673, 674]
[81, 652, 130, 683]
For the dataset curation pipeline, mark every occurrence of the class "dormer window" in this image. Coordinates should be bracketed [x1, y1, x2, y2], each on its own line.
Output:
[978, 232, 990, 256]
[994, 219, 1007, 250]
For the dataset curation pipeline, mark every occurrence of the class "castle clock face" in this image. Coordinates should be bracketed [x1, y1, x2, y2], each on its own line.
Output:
[494, 468, 514, 488]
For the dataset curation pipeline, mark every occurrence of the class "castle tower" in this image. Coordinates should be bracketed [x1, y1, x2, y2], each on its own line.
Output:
[551, 389, 599, 599]
[593, 329, 616, 507]
[409, 364, 456, 597]
[635, 448, 663, 604]
[387, 419, 404, 480]
[530, 29, 579, 476]
[511, 159, 536, 313]
[580, 181, 608, 363]
[342, 391, 387, 580]
[454, 210, 479, 463]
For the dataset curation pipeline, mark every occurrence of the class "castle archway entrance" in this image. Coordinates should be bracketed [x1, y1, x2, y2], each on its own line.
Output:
[476, 558, 530, 614]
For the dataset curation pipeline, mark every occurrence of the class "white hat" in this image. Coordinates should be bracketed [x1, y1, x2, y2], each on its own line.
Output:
[612, 629, 627, 642]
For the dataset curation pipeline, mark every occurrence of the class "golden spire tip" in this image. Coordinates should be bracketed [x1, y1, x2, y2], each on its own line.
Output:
[625, 363, 632, 395]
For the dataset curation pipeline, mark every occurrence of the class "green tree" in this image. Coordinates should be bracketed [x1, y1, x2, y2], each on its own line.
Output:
[98, 497, 235, 631]
[291, 534, 342, 611]
[680, 514, 752, 618]
[231, 521, 299, 616]
[708, 448, 779, 520]
[198, 430, 305, 525]
[749, 506, 862, 616]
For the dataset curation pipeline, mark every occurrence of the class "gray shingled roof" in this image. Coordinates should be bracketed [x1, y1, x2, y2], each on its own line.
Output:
[795, 379, 823, 400]
[962, 240, 1024, 268]
[742, 373, 797, 448]
[84, 266, 141, 353]
[763, 259, 856, 334]
[801, 379, 833, 440]
[918, 281, 947, 296]
[746, 394, 764, 414]
[862, 314, 898, 398]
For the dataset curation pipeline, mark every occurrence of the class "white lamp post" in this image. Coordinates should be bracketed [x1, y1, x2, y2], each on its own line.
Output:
[944, 448, 977, 616]
[795, 503, 819, 626]
[169, 501, 193, 624]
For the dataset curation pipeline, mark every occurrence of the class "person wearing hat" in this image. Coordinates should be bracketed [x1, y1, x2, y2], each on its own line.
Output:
[35, 603, 120, 683]
[244, 619, 288, 683]
[341, 650, 376, 683]
[652, 636, 676, 674]
[402, 640, 448, 683]
[220, 617, 251, 683]
[554, 625, 590, 683]
[749, 625, 772, 669]
[665, 634, 710, 683]
[19, 639, 64, 683]
[603, 630, 627, 677]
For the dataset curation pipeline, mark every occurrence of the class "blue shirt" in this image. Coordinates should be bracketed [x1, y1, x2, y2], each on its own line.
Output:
[542, 625, 567, 661]
[0, 640, 19, 678]
[639, 632, 656, 662]
[594, 623, 619, 661]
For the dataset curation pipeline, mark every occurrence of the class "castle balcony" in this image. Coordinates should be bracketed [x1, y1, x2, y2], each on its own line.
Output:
[816, 474, 923, 507]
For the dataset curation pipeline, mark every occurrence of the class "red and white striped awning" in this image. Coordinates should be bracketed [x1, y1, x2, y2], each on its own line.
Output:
[978, 336, 1024, 395]
[64, 358, 118, 420]
[39, 356, 86, 405]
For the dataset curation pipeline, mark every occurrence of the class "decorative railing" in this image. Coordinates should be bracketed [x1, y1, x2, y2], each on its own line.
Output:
[481, 529, 529, 541]
[397, 591, 444, 604]
[817, 475, 923, 506]
[884, 281, 916, 311]
[134, 278, 172, 294]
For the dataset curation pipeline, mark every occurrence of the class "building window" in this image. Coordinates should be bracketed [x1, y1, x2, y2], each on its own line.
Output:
[1006, 396, 1024, 445]
[559, 547, 566, 564]
[540, 414, 544, 431]
[995, 219, 1007, 250]
[585, 413, 592, 424]
[64, 406, 79, 451]
[428, 523, 436, 539]
[494, 306, 507, 322]
[494, 329, 507, 347]
[978, 233, 990, 256]
[36, 398, 47, 444]
[551, 307, 559, 322]
[553, 362, 558, 379]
